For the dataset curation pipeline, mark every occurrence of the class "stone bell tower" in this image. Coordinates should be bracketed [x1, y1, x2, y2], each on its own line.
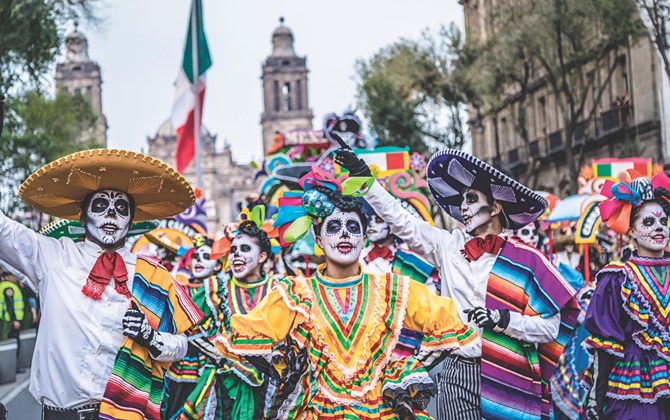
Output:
[260, 17, 314, 154]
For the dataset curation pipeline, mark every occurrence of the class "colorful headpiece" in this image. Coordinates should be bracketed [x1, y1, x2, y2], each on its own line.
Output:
[210, 203, 279, 260]
[598, 170, 670, 234]
[273, 166, 372, 247]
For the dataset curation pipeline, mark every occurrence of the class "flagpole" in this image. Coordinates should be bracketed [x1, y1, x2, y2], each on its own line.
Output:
[191, 0, 203, 189]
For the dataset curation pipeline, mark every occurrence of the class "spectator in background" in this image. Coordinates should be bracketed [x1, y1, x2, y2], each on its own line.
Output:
[0, 272, 24, 373]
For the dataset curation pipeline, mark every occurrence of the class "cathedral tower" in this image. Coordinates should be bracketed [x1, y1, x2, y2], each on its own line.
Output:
[55, 21, 107, 146]
[260, 17, 314, 154]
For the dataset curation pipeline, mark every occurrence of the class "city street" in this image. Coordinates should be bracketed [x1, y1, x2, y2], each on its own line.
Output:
[0, 370, 40, 420]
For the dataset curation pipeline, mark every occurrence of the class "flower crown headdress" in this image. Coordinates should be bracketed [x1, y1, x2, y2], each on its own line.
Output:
[273, 166, 372, 247]
[210, 203, 279, 260]
[598, 170, 670, 234]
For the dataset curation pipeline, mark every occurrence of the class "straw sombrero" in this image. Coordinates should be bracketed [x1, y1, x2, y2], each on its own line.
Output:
[19, 149, 195, 222]
[427, 149, 547, 230]
[144, 228, 191, 254]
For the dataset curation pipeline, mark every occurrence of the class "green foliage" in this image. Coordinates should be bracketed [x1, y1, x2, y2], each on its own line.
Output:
[355, 23, 468, 155]
[0, 0, 99, 93]
[0, 90, 98, 213]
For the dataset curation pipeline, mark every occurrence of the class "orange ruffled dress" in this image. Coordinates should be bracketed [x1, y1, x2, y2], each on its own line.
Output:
[214, 265, 476, 419]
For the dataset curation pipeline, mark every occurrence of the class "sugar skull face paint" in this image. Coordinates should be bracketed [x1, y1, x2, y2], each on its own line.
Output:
[319, 208, 365, 266]
[632, 202, 669, 255]
[191, 244, 218, 279]
[459, 189, 492, 234]
[230, 234, 264, 281]
[367, 215, 390, 244]
[85, 189, 131, 249]
[513, 223, 539, 248]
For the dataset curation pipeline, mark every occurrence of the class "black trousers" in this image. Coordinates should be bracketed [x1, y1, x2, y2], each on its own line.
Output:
[8, 328, 19, 362]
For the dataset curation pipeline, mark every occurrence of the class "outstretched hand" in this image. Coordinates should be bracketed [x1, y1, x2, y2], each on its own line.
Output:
[333, 148, 372, 178]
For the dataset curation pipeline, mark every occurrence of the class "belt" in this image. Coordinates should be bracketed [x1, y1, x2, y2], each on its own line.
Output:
[42, 403, 100, 420]
[446, 353, 481, 365]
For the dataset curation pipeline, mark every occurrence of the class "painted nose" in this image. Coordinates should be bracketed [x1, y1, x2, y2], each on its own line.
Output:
[341, 229, 350, 238]
[107, 208, 116, 216]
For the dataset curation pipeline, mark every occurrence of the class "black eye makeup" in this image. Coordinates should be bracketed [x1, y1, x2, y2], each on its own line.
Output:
[465, 192, 479, 204]
[91, 198, 109, 213]
[326, 219, 342, 235]
[241, 244, 251, 252]
[642, 217, 655, 227]
[115, 199, 129, 216]
[346, 219, 362, 235]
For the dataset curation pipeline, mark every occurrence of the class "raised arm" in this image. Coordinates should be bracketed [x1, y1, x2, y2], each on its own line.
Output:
[0, 210, 63, 288]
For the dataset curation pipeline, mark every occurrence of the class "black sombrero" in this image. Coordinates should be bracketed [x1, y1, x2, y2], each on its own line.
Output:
[427, 149, 547, 230]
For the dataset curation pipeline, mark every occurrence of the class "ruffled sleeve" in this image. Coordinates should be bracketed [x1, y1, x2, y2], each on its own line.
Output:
[583, 267, 626, 357]
[403, 280, 477, 355]
[214, 276, 313, 359]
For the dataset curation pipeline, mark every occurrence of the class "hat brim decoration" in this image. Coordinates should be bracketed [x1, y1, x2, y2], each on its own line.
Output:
[426, 150, 547, 230]
[273, 166, 372, 247]
[19, 149, 195, 222]
[39, 219, 158, 240]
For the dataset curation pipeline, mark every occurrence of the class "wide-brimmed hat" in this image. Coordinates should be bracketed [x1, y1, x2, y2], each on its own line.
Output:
[19, 149, 195, 222]
[426, 149, 547, 230]
[39, 219, 158, 240]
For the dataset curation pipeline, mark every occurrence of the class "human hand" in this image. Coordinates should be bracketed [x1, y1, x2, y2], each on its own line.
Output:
[333, 148, 372, 177]
[465, 307, 510, 332]
[12, 321, 19, 330]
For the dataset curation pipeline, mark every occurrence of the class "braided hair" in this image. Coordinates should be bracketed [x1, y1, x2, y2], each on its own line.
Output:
[237, 220, 273, 257]
[312, 186, 368, 235]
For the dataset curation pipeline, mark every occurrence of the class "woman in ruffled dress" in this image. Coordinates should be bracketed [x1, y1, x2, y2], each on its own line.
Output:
[213, 167, 476, 420]
[583, 171, 670, 419]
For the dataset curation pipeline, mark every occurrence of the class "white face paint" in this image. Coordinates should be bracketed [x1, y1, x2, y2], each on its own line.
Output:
[459, 189, 492, 234]
[513, 223, 539, 248]
[633, 202, 669, 254]
[85, 190, 131, 249]
[367, 215, 391, 244]
[191, 244, 218, 279]
[319, 208, 365, 266]
[230, 234, 263, 281]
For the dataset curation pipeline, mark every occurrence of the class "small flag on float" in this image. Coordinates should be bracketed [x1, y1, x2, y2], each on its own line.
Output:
[592, 158, 652, 179]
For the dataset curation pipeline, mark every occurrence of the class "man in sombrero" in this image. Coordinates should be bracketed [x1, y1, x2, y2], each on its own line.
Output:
[0, 149, 203, 420]
[335, 148, 579, 420]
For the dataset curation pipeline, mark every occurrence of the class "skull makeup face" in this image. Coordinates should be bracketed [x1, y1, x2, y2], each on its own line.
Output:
[460, 189, 492, 234]
[84, 190, 131, 249]
[513, 223, 539, 248]
[632, 202, 669, 255]
[367, 215, 391, 244]
[191, 244, 219, 279]
[230, 234, 265, 281]
[318, 208, 365, 266]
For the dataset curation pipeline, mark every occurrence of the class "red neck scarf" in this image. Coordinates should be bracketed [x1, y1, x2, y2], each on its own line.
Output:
[461, 234, 505, 262]
[364, 246, 394, 264]
[82, 252, 131, 300]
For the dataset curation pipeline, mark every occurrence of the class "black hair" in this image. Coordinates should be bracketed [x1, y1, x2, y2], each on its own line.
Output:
[237, 220, 273, 258]
[79, 190, 137, 221]
[312, 187, 369, 236]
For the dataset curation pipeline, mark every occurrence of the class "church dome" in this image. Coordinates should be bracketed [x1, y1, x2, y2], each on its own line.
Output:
[65, 21, 90, 63]
[272, 17, 296, 57]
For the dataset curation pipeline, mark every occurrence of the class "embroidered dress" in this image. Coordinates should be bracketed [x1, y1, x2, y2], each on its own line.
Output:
[214, 266, 476, 420]
[166, 275, 275, 420]
[584, 253, 670, 418]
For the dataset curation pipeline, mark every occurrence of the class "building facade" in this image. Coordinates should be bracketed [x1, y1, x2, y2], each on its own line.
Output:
[260, 17, 314, 154]
[55, 21, 107, 147]
[462, 0, 665, 197]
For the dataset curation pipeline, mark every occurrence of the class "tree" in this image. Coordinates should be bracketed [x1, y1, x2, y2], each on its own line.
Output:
[355, 24, 468, 155]
[0, 90, 98, 216]
[459, 0, 645, 192]
[635, 0, 670, 83]
[0, 0, 99, 94]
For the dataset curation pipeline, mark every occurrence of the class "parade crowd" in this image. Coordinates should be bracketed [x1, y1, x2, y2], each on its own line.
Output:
[0, 144, 667, 420]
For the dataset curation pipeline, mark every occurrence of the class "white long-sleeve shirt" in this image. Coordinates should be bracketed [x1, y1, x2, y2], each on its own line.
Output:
[0, 211, 188, 408]
[364, 182, 560, 357]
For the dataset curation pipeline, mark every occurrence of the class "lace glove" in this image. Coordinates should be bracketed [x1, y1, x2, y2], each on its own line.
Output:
[584, 350, 615, 419]
[123, 301, 164, 358]
[466, 307, 510, 333]
[333, 148, 372, 177]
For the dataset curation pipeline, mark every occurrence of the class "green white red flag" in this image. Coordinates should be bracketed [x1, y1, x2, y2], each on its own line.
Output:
[171, 0, 212, 173]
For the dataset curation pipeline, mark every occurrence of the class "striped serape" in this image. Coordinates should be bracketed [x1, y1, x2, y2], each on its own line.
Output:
[99, 257, 203, 420]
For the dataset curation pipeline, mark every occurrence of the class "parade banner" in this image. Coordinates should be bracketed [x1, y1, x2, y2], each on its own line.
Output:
[282, 129, 330, 148]
[575, 201, 601, 244]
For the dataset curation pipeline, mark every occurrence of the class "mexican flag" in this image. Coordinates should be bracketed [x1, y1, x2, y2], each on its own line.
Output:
[171, 0, 212, 173]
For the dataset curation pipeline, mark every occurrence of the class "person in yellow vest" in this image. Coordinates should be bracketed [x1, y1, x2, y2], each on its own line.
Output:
[0, 272, 24, 373]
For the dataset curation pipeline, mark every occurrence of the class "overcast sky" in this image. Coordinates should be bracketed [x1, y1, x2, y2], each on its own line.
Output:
[76, 0, 464, 164]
